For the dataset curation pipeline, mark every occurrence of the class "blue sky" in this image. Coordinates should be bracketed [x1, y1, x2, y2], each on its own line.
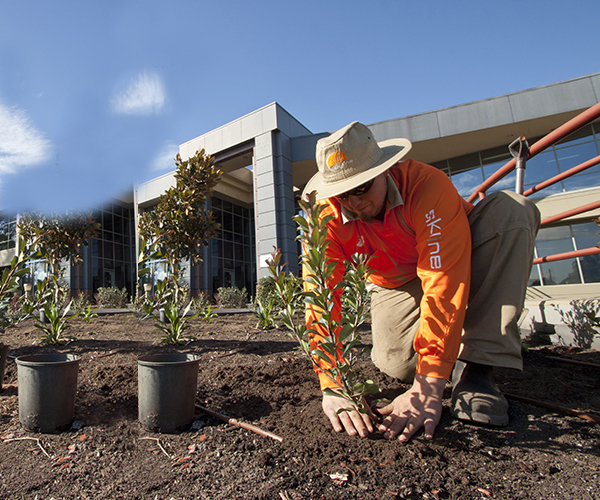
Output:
[1, 0, 599, 213]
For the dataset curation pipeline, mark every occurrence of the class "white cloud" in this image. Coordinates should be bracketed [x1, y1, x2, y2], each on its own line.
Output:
[151, 141, 179, 172]
[111, 71, 166, 115]
[0, 100, 52, 176]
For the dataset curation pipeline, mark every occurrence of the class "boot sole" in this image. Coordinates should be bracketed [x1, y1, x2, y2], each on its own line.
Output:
[451, 408, 509, 427]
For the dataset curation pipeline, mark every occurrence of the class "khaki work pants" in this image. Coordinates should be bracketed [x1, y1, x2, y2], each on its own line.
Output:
[369, 191, 541, 382]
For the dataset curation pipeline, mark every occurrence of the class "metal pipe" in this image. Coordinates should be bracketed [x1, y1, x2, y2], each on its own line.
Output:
[195, 404, 283, 442]
[468, 101, 600, 203]
[533, 246, 600, 265]
[540, 200, 600, 226]
[505, 393, 600, 424]
[524, 155, 600, 196]
[509, 136, 529, 195]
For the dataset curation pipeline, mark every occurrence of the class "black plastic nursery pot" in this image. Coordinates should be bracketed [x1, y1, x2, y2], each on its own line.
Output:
[138, 353, 200, 433]
[16, 353, 80, 432]
[0, 343, 9, 391]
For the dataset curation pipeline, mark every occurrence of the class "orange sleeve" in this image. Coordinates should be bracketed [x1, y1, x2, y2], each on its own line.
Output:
[407, 167, 471, 380]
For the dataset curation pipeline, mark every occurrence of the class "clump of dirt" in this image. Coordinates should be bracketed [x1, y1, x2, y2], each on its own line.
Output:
[1, 312, 599, 499]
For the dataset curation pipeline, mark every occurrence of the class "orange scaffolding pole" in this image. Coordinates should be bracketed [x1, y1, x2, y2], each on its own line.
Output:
[534, 247, 600, 265]
[524, 155, 600, 197]
[540, 200, 600, 226]
[468, 101, 600, 203]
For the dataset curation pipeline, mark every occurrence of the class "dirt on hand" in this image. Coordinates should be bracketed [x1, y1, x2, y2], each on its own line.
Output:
[1, 312, 599, 499]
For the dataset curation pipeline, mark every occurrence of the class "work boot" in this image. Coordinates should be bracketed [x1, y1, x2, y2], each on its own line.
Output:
[450, 360, 509, 426]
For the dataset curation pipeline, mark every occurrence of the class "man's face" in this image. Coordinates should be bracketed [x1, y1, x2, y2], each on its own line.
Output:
[335, 173, 387, 223]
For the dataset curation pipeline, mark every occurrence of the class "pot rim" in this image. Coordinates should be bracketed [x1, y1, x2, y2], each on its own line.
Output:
[138, 353, 200, 366]
[15, 353, 80, 366]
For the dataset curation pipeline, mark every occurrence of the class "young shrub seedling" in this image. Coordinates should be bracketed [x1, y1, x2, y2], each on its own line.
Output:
[199, 304, 218, 323]
[81, 303, 99, 323]
[154, 301, 197, 344]
[253, 297, 277, 330]
[138, 149, 221, 344]
[34, 301, 77, 345]
[267, 191, 380, 422]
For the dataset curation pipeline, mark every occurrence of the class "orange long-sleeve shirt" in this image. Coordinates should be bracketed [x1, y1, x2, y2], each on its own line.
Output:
[304, 159, 474, 390]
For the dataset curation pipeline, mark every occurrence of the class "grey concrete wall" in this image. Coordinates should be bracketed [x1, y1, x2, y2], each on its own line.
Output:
[368, 73, 600, 144]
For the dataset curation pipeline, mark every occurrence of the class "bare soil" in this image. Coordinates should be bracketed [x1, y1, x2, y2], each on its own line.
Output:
[0, 312, 599, 499]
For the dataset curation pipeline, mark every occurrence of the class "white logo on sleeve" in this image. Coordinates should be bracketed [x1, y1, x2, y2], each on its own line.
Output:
[426, 209, 442, 270]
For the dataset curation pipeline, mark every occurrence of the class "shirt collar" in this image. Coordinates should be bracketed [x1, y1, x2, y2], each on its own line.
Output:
[339, 174, 404, 224]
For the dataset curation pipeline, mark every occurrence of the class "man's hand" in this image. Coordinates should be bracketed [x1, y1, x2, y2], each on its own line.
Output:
[378, 374, 446, 442]
[322, 392, 374, 437]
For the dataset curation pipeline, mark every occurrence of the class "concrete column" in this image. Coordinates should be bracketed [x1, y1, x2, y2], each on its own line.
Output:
[254, 131, 299, 279]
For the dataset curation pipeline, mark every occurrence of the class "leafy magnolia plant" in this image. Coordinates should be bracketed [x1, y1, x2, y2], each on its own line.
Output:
[267, 191, 380, 421]
[0, 240, 38, 336]
[17, 212, 99, 344]
[138, 149, 222, 344]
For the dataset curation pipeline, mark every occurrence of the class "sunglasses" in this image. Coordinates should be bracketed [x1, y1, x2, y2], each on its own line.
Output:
[335, 178, 376, 201]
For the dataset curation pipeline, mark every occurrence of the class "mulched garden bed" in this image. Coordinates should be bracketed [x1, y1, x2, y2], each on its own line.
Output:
[1, 312, 599, 499]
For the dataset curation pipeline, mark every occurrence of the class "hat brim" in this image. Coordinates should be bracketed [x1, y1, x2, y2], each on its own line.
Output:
[302, 138, 412, 200]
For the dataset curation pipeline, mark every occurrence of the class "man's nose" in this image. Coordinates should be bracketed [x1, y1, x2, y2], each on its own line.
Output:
[346, 195, 363, 209]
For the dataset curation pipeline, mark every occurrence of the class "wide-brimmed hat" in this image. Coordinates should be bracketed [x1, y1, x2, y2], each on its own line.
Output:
[302, 121, 412, 200]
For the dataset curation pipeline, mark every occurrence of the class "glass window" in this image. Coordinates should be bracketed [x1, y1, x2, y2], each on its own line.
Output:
[208, 197, 256, 295]
[528, 263, 541, 287]
[235, 242, 243, 261]
[0, 217, 16, 251]
[223, 212, 233, 231]
[482, 161, 517, 193]
[555, 125, 594, 147]
[572, 221, 600, 283]
[448, 153, 480, 175]
[556, 141, 600, 173]
[233, 215, 243, 234]
[223, 241, 233, 260]
[113, 215, 124, 235]
[115, 243, 123, 261]
[480, 145, 512, 166]
[102, 211, 113, 233]
[523, 150, 560, 188]
[562, 170, 600, 192]
[556, 141, 600, 192]
[450, 169, 484, 198]
[103, 240, 113, 261]
[536, 226, 580, 285]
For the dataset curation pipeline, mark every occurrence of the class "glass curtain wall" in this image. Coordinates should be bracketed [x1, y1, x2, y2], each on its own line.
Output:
[0, 215, 17, 252]
[433, 122, 600, 286]
[209, 197, 256, 297]
[435, 123, 600, 199]
[529, 221, 600, 286]
[91, 203, 135, 296]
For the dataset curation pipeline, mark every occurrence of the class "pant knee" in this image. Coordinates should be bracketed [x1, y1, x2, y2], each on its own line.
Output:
[372, 351, 417, 384]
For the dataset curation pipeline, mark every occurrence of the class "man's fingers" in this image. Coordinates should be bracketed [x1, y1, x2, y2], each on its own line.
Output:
[398, 419, 418, 442]
[327, 412, 344, 433]
[382, 413, 410, 439]
[377, 403, 394, 416]
[423, 417, 437, 440]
